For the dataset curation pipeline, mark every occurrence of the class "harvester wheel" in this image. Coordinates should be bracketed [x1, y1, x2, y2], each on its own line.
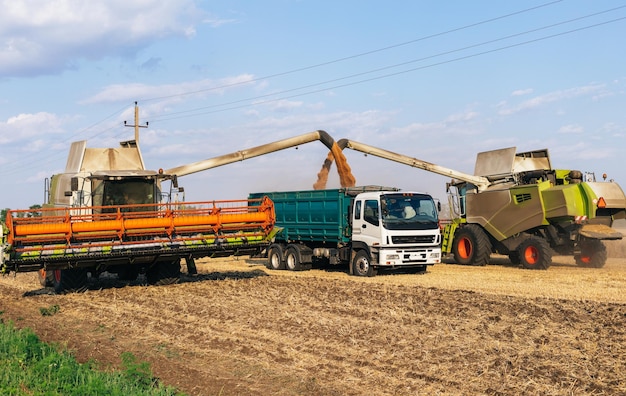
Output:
[52, 268, 89, 293]
[267, 244, 285, 270]
[351, 250, 377, 277]
[147, 260, 181, 286]
[517, 237, 552, 270]
[575, 239, 607, 268]
[38, 269, 54, 287]
[451, 224, 492, 266]
[285, 245, 303, 271]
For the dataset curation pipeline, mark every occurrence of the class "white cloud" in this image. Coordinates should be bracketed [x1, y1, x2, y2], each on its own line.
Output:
[0, 0, 206, 77]
[81, 74, 256, 104]
[558, 124, 584, 134]
[0, 112, 67, 143]
[511, 88, 533, 96]
[498, 84, 606, 115]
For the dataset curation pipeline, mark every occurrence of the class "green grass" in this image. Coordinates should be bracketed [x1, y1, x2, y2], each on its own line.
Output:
[0, 312, 185, 396]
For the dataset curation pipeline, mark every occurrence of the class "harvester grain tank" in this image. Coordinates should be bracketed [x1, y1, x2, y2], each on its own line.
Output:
[249, 186, 442, 276]
[337, 139, 626, 269]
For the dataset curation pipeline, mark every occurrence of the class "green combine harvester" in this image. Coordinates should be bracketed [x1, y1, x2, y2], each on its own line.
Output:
[338, 140, 626, 269]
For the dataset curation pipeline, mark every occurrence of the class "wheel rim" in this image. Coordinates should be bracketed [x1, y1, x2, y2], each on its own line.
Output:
[580, 255, 591, 264]
[286, 253, 296, 270]
[270, 254, 279, 267]
[53, 269, 62, 283]
[355, 257, 369, 274]
[523, 246, 539, 265]
[458, 237, 472, 259]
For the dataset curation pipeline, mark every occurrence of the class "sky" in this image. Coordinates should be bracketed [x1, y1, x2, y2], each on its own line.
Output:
[1, 0, 625, 210]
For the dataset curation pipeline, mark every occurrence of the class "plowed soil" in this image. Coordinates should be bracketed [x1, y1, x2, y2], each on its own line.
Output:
[1, 249, 625, 395]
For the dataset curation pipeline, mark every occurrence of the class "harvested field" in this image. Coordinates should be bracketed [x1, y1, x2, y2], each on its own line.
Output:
[1, 248, 625, 395]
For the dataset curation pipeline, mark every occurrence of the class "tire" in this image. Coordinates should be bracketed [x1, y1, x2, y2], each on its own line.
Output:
[451, 224, 492, 266]
[146, 260, 181, 286]
[52, 268, 89, 293]
[575, 239, 607, 268]
[285, 245, 303, 271]
[267, 244, 285, 270]
[517, 237, 552, 270]
[351, 250, 377, 277]
[38, 269, 54, 287]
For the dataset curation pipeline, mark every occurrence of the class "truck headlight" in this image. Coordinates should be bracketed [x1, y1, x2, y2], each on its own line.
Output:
[386, 254, 400, 260]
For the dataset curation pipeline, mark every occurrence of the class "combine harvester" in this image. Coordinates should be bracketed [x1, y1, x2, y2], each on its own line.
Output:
[337, 139, 626, 269]
[0, 117, 348, 293]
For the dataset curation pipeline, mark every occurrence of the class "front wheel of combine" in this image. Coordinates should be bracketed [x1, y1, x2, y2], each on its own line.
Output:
[52, 268, 89, 293]
[575, 239, 607, 268]
[517, 237, 552, 270]
[351, 250, 377, 277]
[451, 224, 492, 266]
[147, 260, 181, 286]
[267, 244, 285, 270]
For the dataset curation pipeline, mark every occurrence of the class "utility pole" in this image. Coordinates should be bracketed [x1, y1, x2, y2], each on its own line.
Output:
[124, 101, 148, 146]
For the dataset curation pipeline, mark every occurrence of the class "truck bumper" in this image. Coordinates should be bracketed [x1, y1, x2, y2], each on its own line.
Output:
[377, 247, 441, 266]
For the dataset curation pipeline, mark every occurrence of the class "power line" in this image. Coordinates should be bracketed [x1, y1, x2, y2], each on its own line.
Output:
[140, 0, 564, 103]
[149, 11, 626, 123]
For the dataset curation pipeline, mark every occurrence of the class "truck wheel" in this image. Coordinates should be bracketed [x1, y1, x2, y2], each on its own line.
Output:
[52, 268, 88, 293]
[517, 237, 552, 270]
[147, 260, 181, 285]
[285, 246, 303, 271]
[452, 224, 491, 266]
[38, 269, 54, 287]
[267, 244, 285, 270]
[351, 250, 377, 277]
[575, 239, 607, 268]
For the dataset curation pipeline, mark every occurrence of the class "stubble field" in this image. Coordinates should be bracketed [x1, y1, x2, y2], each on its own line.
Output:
[0, 241, 625, 395]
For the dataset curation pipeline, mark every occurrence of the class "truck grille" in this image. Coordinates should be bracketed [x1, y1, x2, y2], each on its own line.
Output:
[391, 235, 436, 244]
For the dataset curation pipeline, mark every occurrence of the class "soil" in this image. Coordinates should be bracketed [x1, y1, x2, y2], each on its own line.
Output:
[1, 254, 625, 396]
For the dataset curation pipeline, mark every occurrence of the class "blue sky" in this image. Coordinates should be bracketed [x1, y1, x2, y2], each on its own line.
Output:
[1, 0, 625, 209]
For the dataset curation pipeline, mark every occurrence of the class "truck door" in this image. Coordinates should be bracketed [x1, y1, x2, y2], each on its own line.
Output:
[352, 199, 382, 246]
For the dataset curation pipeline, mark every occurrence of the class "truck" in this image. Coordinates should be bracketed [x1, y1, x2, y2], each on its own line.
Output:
[336, 139, 626, 269]
[249, 186, 442, 276]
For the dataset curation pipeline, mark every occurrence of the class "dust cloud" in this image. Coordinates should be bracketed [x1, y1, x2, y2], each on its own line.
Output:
[313, 142, 356, 189]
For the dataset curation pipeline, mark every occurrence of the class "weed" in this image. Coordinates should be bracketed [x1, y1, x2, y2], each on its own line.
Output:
[39, 304, 61, 316]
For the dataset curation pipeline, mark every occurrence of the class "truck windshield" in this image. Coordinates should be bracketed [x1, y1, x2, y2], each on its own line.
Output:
[380, 193, 439, 230]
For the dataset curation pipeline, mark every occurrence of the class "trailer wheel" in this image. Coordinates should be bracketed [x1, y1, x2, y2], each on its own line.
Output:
[267, 244, 285, 270]
[575, 239, 607, 268]
[351, 250, 377, 277]
[285, 246, 303, 271]
[517, 237, 552, 270]
[38, 269, 54, 287]
[52, 268, 89, 293]
[147, 260, 181, 285]
[452, 224, 491, 266]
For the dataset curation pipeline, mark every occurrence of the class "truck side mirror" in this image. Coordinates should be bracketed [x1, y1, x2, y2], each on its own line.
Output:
[437, 201, 442, 212]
